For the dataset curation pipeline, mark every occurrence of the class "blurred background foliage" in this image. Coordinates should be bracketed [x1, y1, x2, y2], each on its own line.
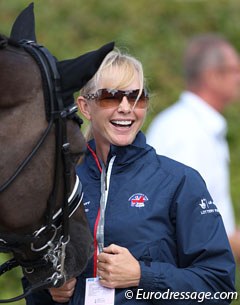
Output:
[0, 0, 240, 304]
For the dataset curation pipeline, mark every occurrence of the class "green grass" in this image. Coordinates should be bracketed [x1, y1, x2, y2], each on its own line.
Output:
[0, 254, 25, 305]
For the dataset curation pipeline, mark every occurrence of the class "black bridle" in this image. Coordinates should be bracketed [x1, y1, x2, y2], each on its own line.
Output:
[0, 39, 84, 303]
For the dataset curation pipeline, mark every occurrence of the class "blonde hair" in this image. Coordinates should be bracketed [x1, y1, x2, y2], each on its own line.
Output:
[80, 48, 147, 141]
[81, 48, 145, 96]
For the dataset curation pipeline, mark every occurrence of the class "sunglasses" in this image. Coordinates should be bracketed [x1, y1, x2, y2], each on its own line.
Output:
[83, 88, 149, 109]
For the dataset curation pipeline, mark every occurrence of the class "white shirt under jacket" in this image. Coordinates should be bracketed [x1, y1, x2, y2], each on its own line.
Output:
[146, 91, 235, 235]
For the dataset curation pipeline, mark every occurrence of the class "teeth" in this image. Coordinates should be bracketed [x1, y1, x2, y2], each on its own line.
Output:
[112, 120, 132, 126]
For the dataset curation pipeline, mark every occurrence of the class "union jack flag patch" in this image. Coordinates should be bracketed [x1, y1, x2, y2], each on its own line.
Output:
[128, 193, 148, 208]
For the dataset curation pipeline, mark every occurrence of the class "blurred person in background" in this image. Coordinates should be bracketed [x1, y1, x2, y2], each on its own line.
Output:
[146, 33, 240, 262]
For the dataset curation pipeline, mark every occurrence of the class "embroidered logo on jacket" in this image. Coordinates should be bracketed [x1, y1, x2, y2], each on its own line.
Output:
[83, 201, 90, 213]
[128, 193, 148, 208]
[199, 198, 218, 215]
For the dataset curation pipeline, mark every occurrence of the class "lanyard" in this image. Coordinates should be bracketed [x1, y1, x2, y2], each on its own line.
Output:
[87, 144, 116, 276]
[94, 157, 115, 276]
[96, 163, 107, 253]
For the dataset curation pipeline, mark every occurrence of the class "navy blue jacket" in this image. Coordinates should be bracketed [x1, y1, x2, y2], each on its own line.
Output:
[25, 131, 235, 305]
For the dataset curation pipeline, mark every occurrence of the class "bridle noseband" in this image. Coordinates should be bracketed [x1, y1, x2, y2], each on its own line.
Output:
[0, 39, 84, 303]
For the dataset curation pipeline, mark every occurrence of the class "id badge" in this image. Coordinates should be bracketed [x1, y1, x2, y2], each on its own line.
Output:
[84, 277, 115, 305]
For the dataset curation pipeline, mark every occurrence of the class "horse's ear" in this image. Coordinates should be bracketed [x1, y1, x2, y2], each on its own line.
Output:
[57, 42, 114, 105]
[10, 2, 36, 42]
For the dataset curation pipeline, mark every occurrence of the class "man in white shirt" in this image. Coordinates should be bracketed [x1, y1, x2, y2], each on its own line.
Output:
[146, 34, 240, 261]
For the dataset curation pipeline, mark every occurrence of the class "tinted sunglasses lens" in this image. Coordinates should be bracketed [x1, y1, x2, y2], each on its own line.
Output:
[129, 90, 148, 108]
[96, 89, 148, 108]
[97, 90, 120, 108]
[98, 90, 114, 100]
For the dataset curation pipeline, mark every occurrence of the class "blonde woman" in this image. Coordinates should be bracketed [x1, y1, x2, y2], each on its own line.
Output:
[46, 49, 235, 305]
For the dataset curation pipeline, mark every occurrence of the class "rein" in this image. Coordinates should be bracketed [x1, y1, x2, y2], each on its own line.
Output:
[0, 40, 83, 302]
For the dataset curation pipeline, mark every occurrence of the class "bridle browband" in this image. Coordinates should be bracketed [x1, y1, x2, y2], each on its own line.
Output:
[0, 39, 84, 303]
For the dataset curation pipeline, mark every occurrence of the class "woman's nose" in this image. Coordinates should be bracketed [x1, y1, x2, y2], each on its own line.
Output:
[117, 96, 132, 113]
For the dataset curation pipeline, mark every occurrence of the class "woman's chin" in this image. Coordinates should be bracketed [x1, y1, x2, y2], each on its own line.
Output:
[110, 135, 134, 147]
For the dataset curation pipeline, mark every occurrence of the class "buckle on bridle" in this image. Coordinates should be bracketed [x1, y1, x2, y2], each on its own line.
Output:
[61, 104, 78, 118]
[44, 235, 70, 286]
[31, 224, 57, 252]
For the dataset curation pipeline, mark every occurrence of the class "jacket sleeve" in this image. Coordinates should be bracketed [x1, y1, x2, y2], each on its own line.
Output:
[139, 169, 236, 305]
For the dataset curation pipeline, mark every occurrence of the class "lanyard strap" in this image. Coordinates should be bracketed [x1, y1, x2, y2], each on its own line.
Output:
[87, 144, 116, 276]
[97, 164, 107, 253]
[97, 157, 115, 248]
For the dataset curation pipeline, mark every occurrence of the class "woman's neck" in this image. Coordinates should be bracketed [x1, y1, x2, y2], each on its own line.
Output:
[95, 139, 110, 166]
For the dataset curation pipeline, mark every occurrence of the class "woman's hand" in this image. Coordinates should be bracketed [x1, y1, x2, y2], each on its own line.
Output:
[97, 244, 141, 289]
[49, 277, 77, 303]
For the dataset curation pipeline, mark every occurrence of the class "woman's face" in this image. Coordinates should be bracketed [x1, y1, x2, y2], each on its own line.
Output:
[78, 68, 147, 155]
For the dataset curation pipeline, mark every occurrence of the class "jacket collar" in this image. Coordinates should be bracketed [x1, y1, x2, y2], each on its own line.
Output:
[86, 131, 151, 174]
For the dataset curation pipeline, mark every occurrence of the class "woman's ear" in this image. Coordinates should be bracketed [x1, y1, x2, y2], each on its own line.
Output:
[77, 96, 91, 120]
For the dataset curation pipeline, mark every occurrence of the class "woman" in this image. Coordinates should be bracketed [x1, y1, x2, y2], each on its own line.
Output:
[49, 49, 235, 304]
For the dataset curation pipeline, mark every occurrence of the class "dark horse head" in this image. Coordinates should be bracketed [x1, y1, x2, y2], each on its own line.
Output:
[0, 3, 114, 302]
